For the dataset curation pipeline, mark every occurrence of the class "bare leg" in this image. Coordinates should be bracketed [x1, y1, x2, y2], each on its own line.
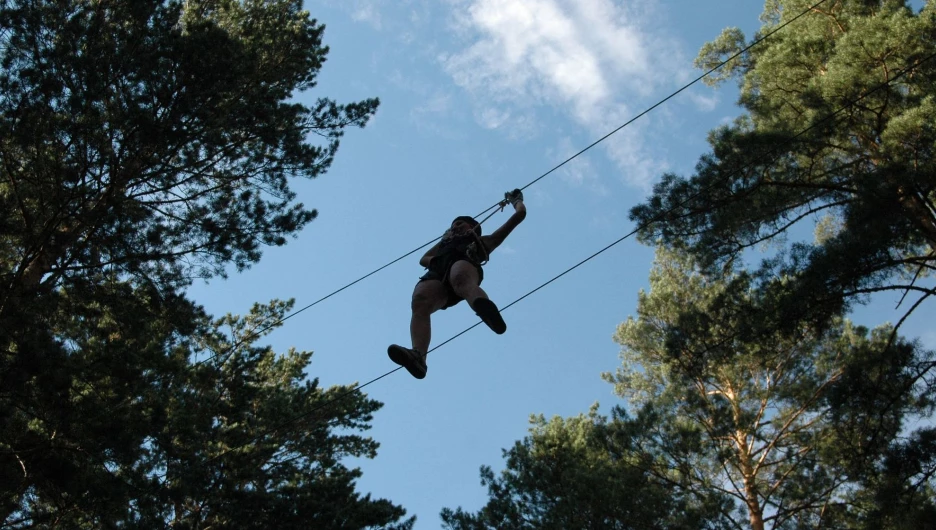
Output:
[449, 260, 506, 334]
[410, 280, 447, 353]
[448, 260, 488, 309]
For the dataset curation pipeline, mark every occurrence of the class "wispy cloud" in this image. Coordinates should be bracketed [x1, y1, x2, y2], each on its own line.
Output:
[334, 0, 437, 33]
[549, 137, 608, 196]
[352, 2, 383, 29]
[411, 91, 460, 136]
[441, 0, 685, 189]
[686, 90, 719, 112]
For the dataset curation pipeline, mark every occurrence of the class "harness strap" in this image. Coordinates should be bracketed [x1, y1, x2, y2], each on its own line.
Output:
[467, 200, 506, 266]
[467, 230, 489, 265]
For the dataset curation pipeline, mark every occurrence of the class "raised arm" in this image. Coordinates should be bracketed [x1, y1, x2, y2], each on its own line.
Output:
[482, 190, 526, 254]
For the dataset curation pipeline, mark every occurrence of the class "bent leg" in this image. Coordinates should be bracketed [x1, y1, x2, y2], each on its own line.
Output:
[449, 260, 506, 334]
[448, 260, 488, 309]
[411, 280, 447, 353]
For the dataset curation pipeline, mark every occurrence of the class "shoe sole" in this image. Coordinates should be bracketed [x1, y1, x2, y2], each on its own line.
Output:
[387, 344, 427, 379]
[473, 298, 507, 334]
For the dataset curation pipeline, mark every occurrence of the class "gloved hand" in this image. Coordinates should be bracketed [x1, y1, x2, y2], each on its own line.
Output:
[504, 188, 523, 206]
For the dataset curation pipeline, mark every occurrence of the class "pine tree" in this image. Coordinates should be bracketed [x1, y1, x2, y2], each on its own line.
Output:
[631, 0, 936, 333]
[0, 1, 408, 526]
[440, 406, 729, 530]
[604, 248, 936, 529]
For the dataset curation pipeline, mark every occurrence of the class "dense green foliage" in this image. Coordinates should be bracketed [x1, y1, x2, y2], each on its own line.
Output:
[632, 0, 936, 333]
[440, 407, 733, 530]
[446, 249, 935, 530]
[0, 0, 408, 527]
[606, 248, 935, 530]
[445, 2, 936, 528]
[0, 0, 377, 293]
[6, 299, 412, 528]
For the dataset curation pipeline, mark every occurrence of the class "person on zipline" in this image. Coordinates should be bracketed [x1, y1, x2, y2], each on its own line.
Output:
[388, 189, 527, 379]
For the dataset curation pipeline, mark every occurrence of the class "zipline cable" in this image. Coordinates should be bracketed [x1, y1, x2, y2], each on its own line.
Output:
[195, 203, 506, 368]
[203, 42, 935, 466]
[195, 0, 831, 367]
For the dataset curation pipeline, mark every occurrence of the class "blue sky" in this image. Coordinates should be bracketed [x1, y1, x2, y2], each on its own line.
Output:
[188, 1, 934, 527]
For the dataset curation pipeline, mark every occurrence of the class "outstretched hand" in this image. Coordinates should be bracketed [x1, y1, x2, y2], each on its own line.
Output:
[505, 188, 523, 206]
[485, 189, 527, 253]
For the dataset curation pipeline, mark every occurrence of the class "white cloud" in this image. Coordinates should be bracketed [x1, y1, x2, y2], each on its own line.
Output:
[351, 2, 383, 29]
[549, 137, 609, 195]
[337, 0, 435, 33]
[415, 92, 453, 115]
[442, 0, 685, 189]
[387, 69, 432, 97]
[475, 106, 511, 130]
[410, 91, 468, 139]
[686, 89, 719, 112]
[527, 187, 553, 207]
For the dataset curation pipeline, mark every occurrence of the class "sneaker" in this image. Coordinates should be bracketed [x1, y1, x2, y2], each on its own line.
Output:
[472, 297, 506, 334]
[387, 344, 428, 379]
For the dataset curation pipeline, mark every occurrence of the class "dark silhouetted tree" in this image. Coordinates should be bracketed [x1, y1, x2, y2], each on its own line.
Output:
[631, 0, 936, 334]
[0, 1, 408, 527]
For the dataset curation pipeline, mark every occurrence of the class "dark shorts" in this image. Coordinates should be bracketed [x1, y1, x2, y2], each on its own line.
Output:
[418, 254, 484, 310]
